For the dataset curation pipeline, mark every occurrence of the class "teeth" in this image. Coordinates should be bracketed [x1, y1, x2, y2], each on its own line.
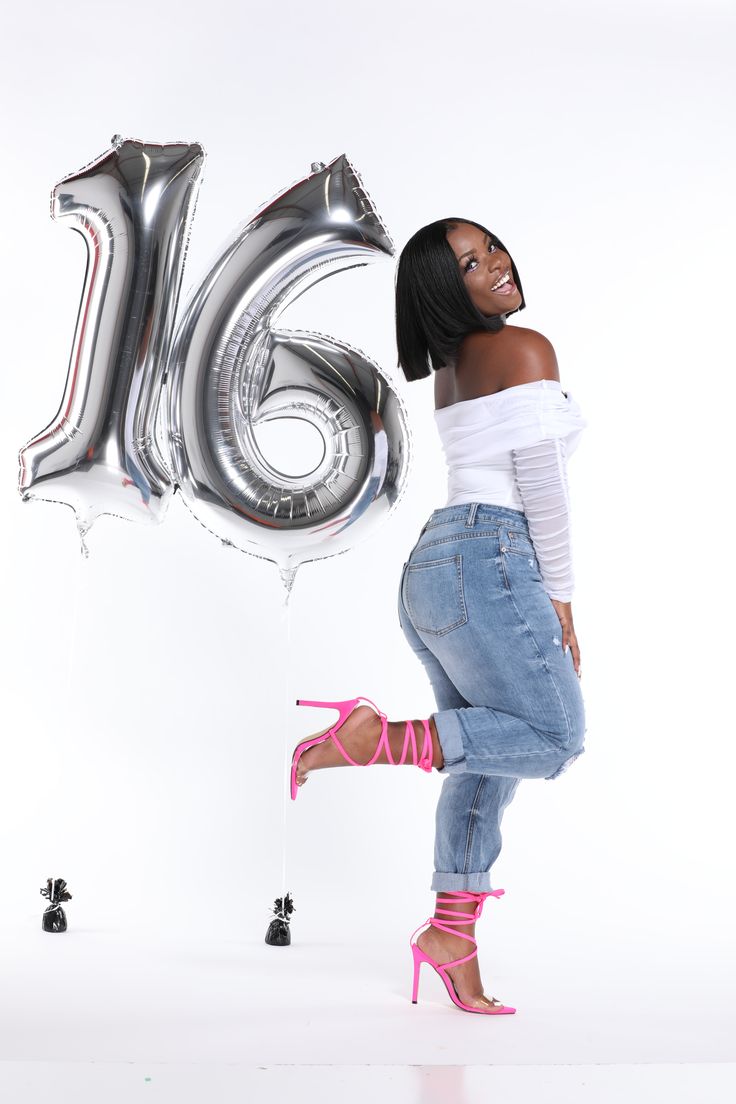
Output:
[491, 269, 511, 291]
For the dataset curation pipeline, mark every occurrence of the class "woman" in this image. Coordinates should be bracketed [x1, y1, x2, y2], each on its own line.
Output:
[290, 218, 588, 1016]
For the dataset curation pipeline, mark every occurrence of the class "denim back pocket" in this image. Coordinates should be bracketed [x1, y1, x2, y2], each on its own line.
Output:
[404, 554, 468, 636]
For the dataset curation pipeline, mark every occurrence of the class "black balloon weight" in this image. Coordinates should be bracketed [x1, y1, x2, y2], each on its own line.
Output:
[265, 892, 295, 946]
[40, 877, 72, 933]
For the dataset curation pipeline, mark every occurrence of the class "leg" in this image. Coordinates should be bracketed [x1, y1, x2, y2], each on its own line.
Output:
[396, 514, 587, 1008]
[433, 773, 520, 893]
[397, 575, 520, 895]
[400, 525, 587, 782]
[398, 568, 519, 1010]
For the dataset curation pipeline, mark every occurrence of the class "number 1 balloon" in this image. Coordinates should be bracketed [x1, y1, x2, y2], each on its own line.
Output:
[18, 136, 203, 537]
[18, 137, 411, 587]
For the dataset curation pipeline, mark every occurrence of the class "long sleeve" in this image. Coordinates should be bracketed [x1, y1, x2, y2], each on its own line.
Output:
[511, 436, 575, 601]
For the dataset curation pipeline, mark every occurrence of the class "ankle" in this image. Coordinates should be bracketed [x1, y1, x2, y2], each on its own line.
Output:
[421, 924, 478, 955]
[382, 717, 443, 769]
[431, 923, 476, 941]
[432, 916, 476, 935]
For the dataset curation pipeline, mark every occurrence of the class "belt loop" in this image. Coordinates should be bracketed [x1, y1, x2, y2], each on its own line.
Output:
[465, 502, 478, 528]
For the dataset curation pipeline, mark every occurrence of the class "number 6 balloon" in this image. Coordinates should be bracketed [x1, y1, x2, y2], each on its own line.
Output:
[18, 137, 411, 587]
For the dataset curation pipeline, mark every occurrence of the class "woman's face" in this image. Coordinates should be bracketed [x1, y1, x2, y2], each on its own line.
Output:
[445, 222, 521, 316]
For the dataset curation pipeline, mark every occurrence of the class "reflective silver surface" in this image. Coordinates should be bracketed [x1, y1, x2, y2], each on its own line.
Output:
[18, 136, 203, 535]
[18, 143, 410, 585]
[165, 154, 409, 583]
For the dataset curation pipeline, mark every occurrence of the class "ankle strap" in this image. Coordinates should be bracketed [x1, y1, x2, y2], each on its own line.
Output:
[409, 888, 505, 952]
[431, 889, 505, 941]
[337, 715, 434, 770]
[402, 718, 434, 772]
[436, 889, 505, 906]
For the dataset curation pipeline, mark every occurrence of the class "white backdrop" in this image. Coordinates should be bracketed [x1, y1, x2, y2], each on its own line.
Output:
[1, 0, 735, 1082]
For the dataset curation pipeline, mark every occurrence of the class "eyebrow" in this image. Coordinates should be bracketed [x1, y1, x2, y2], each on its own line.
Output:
[457, 233, 488, 263]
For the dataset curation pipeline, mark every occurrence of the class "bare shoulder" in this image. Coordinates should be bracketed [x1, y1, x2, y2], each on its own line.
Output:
[499, 326, 559, 386]
[454, 325, 559, 399]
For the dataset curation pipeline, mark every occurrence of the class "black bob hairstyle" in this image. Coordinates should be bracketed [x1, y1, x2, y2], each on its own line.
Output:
[394, 218, 526, 383]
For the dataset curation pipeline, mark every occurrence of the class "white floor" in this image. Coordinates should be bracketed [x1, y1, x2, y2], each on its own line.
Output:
[1, 919, 734, 1102]
[0, 1062, 734, 1102]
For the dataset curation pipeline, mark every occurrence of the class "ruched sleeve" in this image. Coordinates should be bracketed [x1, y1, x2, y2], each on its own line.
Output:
[433, 380, 588, 595]
[511, 436, 575, 601]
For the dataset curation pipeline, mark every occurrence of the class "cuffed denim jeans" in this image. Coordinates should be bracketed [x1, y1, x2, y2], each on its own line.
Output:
[397, 502, 587, 894]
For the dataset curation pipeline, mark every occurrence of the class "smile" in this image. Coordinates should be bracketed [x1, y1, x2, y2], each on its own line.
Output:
[491, 268, 513, 292]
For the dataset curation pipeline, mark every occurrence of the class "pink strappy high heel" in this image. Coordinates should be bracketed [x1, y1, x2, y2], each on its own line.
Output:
[409, 889, 516, 1015]
[291, 696, 434, 801]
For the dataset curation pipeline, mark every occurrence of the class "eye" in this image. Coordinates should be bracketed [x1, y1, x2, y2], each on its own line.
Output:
[464, 239, 498, 274]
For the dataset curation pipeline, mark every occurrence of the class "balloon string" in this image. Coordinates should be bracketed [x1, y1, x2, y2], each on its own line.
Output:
[280, 579, 293, 899]
[64, 542, 86, 703]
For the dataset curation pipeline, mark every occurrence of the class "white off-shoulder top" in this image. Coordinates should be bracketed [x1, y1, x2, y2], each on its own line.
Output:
[433, 379, 588, 601]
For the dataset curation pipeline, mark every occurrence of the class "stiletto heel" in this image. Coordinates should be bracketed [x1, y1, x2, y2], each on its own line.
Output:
[291, 696, 434, 801]
[409, 889, 516, 1015]
[411, 942, 424, 1003]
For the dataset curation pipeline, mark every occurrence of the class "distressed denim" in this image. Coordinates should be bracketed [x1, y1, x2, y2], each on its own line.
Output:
[397, 501, 587, 893]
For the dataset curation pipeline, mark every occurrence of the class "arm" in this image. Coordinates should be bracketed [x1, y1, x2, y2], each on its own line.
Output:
[460, 328, 579, 597]
[511, 436, 574, 602]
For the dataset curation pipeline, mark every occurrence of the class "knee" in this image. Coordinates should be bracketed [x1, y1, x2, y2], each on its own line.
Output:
[545, 744, 585, 780]
[545, 716, 586, 780]
[555, 701, 586, 754]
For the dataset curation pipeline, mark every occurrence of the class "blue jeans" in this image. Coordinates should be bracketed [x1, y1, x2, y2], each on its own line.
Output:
[397, 502, 587, 893]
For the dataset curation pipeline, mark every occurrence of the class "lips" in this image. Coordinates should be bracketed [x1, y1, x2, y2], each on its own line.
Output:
[491, 268, 516, 295]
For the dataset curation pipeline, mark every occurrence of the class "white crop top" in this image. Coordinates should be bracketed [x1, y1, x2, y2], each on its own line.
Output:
[433, 379, 588, 602]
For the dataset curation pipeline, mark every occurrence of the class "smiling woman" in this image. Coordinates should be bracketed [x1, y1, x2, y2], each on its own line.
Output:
[291, 213, 589, 1017]
[446, 223, 523, 315]
[393, 217, 526, 382]
[381, 213, 588, 1013]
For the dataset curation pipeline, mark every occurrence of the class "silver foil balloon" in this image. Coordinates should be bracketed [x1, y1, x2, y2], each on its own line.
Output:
[18, 136, 204, 542]
[18, 142, 410, 585]
[165, 154, 410, 588]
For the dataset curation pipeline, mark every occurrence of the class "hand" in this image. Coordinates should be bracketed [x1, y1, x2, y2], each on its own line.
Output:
[549, 599, 581, 678]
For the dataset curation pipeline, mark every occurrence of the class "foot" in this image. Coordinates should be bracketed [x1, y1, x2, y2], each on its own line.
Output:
[415, 925, 507, 1011]
[294, 706, 443, 788]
